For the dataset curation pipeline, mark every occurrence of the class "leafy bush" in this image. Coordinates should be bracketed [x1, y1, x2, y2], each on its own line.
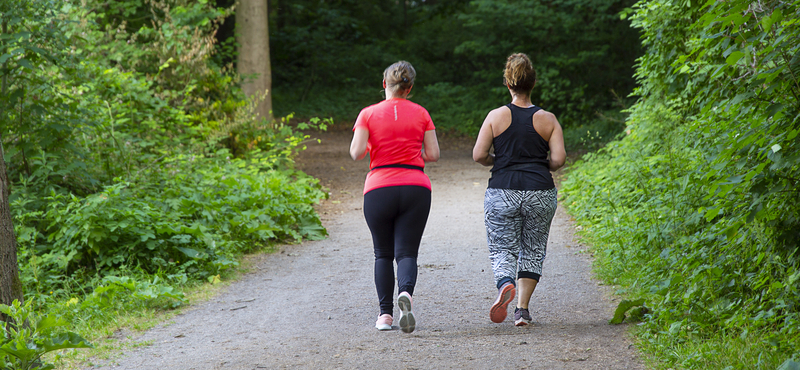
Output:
[3, 0, 328, 331]
[13, 145, 326, 294]
[0, 300, 92, 370]
[562, 0, 800, 368]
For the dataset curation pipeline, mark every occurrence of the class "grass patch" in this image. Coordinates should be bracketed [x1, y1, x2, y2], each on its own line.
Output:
[47, 244, 282, 369]
[636, 325, 794, 370]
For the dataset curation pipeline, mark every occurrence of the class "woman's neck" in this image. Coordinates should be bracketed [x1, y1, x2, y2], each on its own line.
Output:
[385, 92, 408, 100]
[510, 94, 533, 108]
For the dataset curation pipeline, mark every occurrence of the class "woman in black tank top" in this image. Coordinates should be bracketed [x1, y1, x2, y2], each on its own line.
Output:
[472, 53, 566, 326]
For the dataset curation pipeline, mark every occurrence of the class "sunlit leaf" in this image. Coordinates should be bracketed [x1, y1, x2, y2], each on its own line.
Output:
[725, 51, 744, 66]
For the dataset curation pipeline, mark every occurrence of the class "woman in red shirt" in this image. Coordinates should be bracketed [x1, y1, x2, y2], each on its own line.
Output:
[350, 61, 440, 333]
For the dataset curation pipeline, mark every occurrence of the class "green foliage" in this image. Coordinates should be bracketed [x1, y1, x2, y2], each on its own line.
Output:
[0, 300, 92, 370]
[2, 0, 328, 359]
[0, 0, 95, 195]
[13, 139, 325, 295]
[563, 0, 800, 367]
[268, 0, 641, 139]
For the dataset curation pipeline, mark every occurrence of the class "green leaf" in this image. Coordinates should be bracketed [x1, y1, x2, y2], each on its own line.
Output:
[176, 246, 200, 258]
[726, 51, 744, 66]
[765, 103, 785, 119]
[609, 298, 647, 324]
[36, 315, 67, 332]
[771, 144, 782, 153]
[705, 207, 722, 221]
[17, 58, 33, 70]
[761, 9, 783, 31]
[0, 345, 38, 364]
[39, 332, 93, 352]
[720, 175, 744, 185]
[778, 359, 800, 370]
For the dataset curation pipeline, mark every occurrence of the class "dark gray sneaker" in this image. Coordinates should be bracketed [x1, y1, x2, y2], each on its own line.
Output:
[514, 307, 532, 326]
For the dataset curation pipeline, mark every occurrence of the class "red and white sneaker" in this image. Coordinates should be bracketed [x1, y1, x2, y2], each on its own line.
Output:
[490, 282, 516, 323]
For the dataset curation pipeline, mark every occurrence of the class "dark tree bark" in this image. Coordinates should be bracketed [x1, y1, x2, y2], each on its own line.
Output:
[237, 0, 273, 123]
[0, 18, 23, 324]
[0, 139, 23, 322]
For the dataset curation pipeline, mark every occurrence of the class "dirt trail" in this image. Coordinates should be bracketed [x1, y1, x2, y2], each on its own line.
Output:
[91, 127, 644, 369]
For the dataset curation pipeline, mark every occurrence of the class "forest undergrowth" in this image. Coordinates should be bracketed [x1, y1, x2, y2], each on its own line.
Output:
[1, 1, 329, 368]
[562, 1, 800, 369]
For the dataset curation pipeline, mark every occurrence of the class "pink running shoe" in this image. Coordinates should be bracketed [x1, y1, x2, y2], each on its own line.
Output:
[490, 282, 516, 323]
[397, 292, 415, 333]
[375, 314, 393, 331]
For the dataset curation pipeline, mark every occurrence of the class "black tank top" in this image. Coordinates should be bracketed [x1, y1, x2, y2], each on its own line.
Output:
[488, 104, 555, 190]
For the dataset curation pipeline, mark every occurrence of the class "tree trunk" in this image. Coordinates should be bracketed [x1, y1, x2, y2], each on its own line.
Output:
[0, 16, 23, 324]
[237, 0, 273, 123]
[0, 139, 23, 321]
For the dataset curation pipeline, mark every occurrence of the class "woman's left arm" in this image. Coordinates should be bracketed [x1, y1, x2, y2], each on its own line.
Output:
[350, 128, 369, 160]
[546, 115, 566, 171]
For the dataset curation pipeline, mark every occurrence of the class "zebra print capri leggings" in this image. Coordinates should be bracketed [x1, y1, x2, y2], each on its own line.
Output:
[484, 187, 558, 288]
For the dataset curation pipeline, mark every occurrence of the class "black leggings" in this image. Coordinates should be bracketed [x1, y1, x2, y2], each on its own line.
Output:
[363, 185, 431, 316]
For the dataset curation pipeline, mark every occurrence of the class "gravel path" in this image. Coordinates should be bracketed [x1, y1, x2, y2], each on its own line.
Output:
[90, 128, 645, 370]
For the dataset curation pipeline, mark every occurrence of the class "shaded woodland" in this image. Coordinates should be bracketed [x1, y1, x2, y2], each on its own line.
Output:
[2, 0, 798, 369]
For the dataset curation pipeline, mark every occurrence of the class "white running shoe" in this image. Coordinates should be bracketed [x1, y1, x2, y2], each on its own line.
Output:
[397, 291, 415, 333]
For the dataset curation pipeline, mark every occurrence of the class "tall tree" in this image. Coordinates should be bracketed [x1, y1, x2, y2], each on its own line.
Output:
[237, 0, 273, 122]
[0, 12, 23, 321]
[0, 133, 22, 322]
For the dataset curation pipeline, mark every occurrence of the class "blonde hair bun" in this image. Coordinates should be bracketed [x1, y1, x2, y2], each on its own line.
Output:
[384, 61, 416, 93]
[503, 53, 536, 94]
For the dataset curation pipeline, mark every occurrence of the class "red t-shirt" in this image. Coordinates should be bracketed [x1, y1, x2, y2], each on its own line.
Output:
[353, 98, 436, 194]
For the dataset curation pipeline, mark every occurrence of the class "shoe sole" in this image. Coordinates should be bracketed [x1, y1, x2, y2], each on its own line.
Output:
[514, 318, 531, 326]
[490, 284, 516, 323]
[376, 323, 392, 331]
[398, 295, 415, 333]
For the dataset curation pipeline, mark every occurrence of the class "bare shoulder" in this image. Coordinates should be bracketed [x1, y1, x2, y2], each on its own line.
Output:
[488, 105, 511, 119]
[533, 109, 558, 124]
[484, 105, 511, 126]
[532, 109, 560, 140]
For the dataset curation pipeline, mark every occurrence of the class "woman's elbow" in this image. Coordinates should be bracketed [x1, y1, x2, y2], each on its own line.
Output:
[350, 147, 365, 161]
[550, 155, 566, 171]
[472, 149, 486, 164]
[425, 150, 440, 162]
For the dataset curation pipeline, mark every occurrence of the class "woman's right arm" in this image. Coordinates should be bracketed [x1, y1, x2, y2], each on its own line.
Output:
[350, 128, 369, 160]
[473, 110, 498, 166]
